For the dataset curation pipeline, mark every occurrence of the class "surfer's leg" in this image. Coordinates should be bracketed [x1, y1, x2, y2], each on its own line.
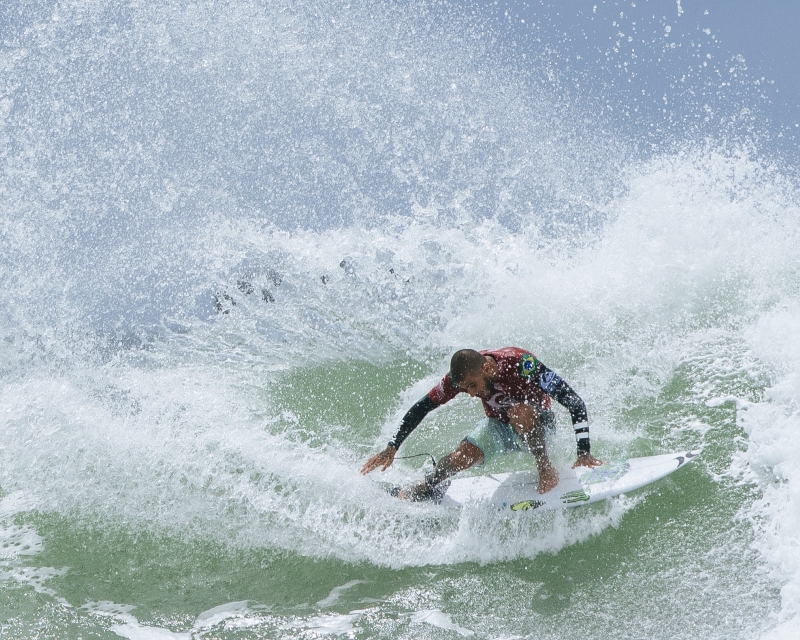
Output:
[430, 439, 485, 482]
[507, 404, 559, 494]
[398, 440, 483, 501]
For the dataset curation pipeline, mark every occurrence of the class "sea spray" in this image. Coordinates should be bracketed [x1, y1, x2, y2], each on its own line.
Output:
[0, 0, 797, 638]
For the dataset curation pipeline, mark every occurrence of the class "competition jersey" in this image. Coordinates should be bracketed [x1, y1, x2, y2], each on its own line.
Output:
[388, 346, 591, 455]
[427, 347, 554, 422]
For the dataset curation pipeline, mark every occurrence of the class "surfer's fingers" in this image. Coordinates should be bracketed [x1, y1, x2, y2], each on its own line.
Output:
[361, 450, 392, 474]
[379, 450, 395, 471]
[360, 456, 382, 474]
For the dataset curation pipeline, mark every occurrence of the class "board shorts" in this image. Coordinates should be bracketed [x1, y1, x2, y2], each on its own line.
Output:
[464, 410, 556, 465]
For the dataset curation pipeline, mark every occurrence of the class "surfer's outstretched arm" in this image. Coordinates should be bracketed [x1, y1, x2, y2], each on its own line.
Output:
[538, 365, 605, 469]
[360, 395, 438, 474]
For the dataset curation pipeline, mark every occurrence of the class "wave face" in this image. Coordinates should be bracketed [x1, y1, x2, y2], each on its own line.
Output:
[1, 1, 799, 638]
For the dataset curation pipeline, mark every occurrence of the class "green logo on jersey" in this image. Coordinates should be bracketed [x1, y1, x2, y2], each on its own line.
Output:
[519, 353, 540, 378]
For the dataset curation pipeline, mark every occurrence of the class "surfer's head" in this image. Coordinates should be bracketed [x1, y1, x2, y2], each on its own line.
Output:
[450, 349, 496, 398]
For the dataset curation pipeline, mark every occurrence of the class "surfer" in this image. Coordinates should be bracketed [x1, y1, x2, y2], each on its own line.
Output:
[361, 348, 603, 500]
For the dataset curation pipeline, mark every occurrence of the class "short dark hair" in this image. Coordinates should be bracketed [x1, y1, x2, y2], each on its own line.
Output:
[449, 349, 485, 385]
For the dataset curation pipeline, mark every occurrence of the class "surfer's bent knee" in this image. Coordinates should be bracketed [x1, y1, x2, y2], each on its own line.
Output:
[455, 439, 484, 467]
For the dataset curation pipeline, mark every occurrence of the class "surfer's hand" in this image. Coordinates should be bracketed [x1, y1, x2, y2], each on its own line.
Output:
[572, 453, 604, 469]
[360, 445, 397, 474]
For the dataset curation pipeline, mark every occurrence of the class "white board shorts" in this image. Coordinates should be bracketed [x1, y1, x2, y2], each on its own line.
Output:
[464, 411, 556, 465]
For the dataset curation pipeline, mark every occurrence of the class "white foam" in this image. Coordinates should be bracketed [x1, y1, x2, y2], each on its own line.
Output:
[0, 491, 39, 518]
[110, 622, 190, 640]
[92, 600, 258, 639]
[0, 495, 43, 563]
[0, 491, 69, 603]
[0, 565, 69, 601]
[81, 601, 137, 617]
[281, 613, 360, 636]
[761, 616, 800, 640]
[0, 523, 43, 560]
[736, 306, 800, 637]
[0, 0, 794, 636]
[410, 609, 475, 637]
[317, 580, 367, 608]
[194, 600, 251, 628]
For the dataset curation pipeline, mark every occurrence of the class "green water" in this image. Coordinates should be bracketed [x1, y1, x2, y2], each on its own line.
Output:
[0, 476, 775, 639]
[0, 352, 781, 639]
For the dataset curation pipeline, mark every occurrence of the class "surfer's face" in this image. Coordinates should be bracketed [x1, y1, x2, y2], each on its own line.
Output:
[457, 372, 492, 399]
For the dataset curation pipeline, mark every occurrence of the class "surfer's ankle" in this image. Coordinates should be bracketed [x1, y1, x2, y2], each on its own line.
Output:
[537, 461, 559, 494]
[397, 476, 432, 501]
[537, 458, 556, 473]
[398, 472, 450, 502]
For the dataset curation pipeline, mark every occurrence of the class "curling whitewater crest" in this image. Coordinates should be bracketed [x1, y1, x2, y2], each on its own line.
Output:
[2, 149, 799, 573]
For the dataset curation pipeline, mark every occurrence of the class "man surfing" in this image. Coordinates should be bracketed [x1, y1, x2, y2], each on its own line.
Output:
[361, 348, 603, 500]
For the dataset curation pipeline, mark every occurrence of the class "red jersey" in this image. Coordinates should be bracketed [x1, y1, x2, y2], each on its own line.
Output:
[428, 347, 552, 422]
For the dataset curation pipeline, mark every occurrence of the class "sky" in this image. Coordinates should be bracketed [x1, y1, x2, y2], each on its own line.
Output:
[705, 0, 800, 114]
[471, 0, 800, 148]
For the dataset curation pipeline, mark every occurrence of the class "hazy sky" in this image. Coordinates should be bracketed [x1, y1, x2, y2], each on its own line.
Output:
[706, 0, 800, 114]
[473, 0, 799, 145]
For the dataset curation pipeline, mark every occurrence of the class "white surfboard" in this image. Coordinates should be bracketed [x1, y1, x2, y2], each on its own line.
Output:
[439, 450, 701, 511]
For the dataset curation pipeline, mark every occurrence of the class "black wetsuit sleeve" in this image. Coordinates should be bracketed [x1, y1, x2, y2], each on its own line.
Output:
[538, 364, 591, 456]
[388, 395, 438, 449]
[551, 380, 588, 426]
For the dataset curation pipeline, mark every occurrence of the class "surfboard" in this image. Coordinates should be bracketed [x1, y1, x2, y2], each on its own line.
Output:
[437, 450, 701, 511]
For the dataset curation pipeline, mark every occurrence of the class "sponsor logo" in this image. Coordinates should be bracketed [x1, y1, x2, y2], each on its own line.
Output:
[538, 370, 562, 394]
[561, 489, 590, 504]
[510, 499, 545, 511]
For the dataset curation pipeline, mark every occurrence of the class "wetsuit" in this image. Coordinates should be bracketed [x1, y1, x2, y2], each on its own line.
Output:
[388, 347, 591, 456]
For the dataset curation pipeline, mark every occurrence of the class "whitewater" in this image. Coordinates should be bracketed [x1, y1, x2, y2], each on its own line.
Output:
[1, 0, 799, 638]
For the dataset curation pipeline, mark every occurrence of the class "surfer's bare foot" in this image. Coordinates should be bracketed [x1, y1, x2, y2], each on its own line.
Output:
[397, 479, 433, 501]
[397, 474, 451, 502]
[396, 485, 414, 500]
[537, 462, 559, 494]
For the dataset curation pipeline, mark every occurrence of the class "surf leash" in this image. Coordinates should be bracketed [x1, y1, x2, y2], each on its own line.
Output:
[394, 452, 437, 469]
